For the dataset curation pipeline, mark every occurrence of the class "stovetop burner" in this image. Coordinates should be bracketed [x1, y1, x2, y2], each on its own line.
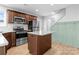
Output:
[16, 31, 27, 34]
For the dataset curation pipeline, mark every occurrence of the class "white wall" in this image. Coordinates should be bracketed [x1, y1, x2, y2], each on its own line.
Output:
[37, 16, 43, 33]
[38, 8, 66, 33]
[59, 4, 79, 22]
[0, 23, 28, 33]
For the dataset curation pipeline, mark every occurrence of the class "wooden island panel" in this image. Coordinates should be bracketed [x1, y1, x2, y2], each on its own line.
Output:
[28, 34, 51, 55]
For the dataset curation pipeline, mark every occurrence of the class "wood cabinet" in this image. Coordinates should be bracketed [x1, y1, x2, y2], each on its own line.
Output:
[8, 10, 18, 23]
[25, 15, 37, 25]
[11, 32, 16, 47]
[8, 10, 26, 23]
[3, 32, 16, 52]
[14, 12, 26, 18]
[7, 10, 14, 23]
[29, 15, 37, 21]
[33, 16, 37, 20]
[28, 34, 37, 54]
[28, 34, 51, 55]
[3, 32, 12, 50]
[8, 10, 37, 23]
[25, 14, 30, 23]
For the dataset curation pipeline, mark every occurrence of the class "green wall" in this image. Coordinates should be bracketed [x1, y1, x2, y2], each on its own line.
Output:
[51, 21, 79, 48]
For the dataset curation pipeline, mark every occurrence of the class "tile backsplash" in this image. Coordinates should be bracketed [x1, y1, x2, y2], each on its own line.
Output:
[0, 23, 28, 33]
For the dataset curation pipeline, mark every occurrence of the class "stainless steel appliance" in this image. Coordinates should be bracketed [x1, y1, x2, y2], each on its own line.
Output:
[28, 20, 39, 32]
[14, 29, 27, 46]
[28, 21, 33, 32]
[32, 20, 39, 31]
[13, 27, 27, 46]
[13, 16, 27, 46]
[13, 16, 25, 24]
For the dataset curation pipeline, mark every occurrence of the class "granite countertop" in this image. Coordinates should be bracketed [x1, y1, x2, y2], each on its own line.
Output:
[27, 31, 52, 35]
[0, 30, 15, 33]
[0, 33, 8, 46]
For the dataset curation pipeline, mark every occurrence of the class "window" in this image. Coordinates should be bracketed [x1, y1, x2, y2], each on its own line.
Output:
[0, 6, 7, 26]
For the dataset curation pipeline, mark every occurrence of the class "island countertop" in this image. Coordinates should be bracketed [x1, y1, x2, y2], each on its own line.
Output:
[0, 33, 8, 46]
[27, 31, 52, 35]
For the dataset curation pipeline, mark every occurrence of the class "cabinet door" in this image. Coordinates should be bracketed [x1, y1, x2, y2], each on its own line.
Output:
[25, 15, 37, 21]
[25, 14, 30, 21]
[8, 10, 18, 23]
[28, 34, 38, 54]
[20, 13, 26, 18]
[30, 16, 37, 21]
[3, 32, 12, 50]
[11, 32, 16, 47]
[8, 10, 14, 23]
[13, 12, 19, 17]
[29, 15, 33, 21]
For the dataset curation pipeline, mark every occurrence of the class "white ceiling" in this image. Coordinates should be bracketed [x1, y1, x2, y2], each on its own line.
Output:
[3, 4, 71, 16]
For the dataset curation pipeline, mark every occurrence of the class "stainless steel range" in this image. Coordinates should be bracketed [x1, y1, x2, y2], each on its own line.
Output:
[14, 29, 27, 46]
[13, 16, 27, 46]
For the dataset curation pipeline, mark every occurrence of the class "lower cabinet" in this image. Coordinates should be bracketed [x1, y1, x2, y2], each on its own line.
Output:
[11, 32, 16, 47]
[28, 34, 51, 55]
[3, 32, 12, 50]
[3, 32, 16, 54]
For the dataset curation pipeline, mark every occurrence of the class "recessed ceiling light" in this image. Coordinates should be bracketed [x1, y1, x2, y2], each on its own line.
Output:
[35, 9, 39, 12]
[50, 4, 54, 6]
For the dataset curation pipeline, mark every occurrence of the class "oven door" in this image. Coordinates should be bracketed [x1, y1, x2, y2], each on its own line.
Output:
[16, 33, 27, 39]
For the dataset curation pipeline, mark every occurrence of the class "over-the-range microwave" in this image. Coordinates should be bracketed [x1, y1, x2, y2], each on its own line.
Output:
[13, 16, 25, 23]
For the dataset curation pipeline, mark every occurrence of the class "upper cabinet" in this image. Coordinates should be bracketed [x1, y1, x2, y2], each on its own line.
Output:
[7, 10, 14, 23]
[7, 10, 37, 23]
[25, 14, 30, 21]
[25, 15, 37, 21]
[30, 15, 37, 21]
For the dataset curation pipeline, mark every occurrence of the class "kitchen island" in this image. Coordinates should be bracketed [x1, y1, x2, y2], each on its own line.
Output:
[0, 33, 8, 55]
[27, 31, 51, 55]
